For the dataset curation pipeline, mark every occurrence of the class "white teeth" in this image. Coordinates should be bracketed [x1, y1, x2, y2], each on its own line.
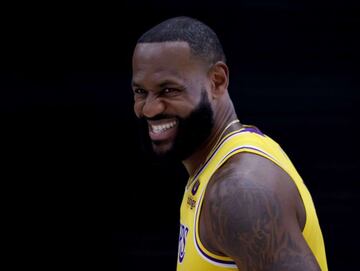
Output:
[151, 121, 177, 134]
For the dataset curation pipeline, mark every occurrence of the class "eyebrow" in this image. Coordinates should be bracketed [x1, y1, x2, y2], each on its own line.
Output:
[131, 78, 143, 87]
[158, 80, 183, 88]
[132, 79, 184, 89]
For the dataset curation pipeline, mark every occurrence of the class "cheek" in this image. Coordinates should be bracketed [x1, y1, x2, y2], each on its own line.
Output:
[134, 101, 143, 118]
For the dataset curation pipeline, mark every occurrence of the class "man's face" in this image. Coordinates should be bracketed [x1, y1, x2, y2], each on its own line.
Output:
[132, 41, 214, 160]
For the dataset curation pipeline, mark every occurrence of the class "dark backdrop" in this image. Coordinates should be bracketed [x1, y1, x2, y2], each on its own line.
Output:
[1, 1, 358, 270]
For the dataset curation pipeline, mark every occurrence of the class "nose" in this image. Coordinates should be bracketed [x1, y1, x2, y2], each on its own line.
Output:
[142, 94, 165, 118]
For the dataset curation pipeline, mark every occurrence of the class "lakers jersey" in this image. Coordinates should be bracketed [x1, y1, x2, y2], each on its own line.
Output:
[177, 125, 328, 271]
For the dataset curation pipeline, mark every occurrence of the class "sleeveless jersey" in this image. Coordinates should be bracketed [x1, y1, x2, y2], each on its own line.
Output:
[176, 125, 328, 271]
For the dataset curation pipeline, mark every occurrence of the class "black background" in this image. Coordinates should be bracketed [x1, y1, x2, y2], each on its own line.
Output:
[1, 1, 359, 270]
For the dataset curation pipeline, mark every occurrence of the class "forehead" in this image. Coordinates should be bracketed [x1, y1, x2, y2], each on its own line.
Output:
[132, 42, 204, 84]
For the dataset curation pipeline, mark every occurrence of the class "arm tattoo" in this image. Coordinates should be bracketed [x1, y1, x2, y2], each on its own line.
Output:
[208, 171, 320, 271]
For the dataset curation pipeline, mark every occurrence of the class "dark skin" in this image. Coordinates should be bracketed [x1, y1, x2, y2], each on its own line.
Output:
[132, 41, 321, 270]
[200, 153, 321, 270]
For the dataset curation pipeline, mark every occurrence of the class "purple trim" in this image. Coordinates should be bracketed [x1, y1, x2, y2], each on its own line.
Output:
[222, 146, 272, 164]
[191, 180, 200, 195]
[241, 126, 264, 136]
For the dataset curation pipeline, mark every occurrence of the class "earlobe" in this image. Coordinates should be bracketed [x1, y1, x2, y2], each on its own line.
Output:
[209, 61, 229, 99]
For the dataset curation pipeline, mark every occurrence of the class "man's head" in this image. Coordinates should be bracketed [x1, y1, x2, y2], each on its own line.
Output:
[137, 16, 226, 66]
[132, 16, 229, 161]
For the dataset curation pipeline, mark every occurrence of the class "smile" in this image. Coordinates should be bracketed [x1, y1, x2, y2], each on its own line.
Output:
[150, 120, 177, 134]
[148, 119, 178, 141]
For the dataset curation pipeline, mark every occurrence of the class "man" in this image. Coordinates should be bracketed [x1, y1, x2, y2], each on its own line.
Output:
[131, 16, 328, 271]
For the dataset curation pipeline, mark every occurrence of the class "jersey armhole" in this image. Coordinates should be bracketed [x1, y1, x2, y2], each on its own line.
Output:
[193, 189, 238, 268]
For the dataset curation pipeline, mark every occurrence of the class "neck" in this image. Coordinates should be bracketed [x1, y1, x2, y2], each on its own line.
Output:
[182, 101, 240, 177]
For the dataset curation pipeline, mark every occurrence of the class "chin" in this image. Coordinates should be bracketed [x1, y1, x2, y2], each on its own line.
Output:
[152, 141, 173, 156]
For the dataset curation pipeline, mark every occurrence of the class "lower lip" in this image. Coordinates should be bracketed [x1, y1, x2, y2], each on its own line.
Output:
[149, 125, 177, 141]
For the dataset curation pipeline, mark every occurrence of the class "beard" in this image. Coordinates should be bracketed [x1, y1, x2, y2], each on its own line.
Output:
[137, 90, 214, 163]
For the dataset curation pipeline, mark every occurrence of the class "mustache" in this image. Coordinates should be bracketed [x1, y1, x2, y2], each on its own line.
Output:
[141, 114, 179, 121]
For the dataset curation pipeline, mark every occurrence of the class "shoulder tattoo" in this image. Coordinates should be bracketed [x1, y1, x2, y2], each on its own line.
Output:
[207, 166, 320, 271]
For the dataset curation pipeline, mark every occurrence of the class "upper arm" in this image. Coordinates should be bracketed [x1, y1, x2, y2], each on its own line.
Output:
[203, 153, 320, 271]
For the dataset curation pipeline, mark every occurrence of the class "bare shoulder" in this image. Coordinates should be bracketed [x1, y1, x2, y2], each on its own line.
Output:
[202, 152, 320, 271]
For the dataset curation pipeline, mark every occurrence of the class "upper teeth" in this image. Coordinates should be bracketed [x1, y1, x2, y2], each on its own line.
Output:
[151, 121, 177, 133]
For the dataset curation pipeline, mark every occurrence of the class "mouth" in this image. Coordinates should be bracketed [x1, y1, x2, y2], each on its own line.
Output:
[148, 119, 178, 142]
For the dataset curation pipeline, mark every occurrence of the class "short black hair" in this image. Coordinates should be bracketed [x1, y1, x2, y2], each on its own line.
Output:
[137, 16, 226, 65]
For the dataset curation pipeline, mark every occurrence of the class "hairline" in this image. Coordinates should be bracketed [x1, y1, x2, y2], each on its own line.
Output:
[135, 40, 215, 68]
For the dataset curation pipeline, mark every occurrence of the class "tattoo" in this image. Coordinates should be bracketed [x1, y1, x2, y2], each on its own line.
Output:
[208, 167, 320, 271]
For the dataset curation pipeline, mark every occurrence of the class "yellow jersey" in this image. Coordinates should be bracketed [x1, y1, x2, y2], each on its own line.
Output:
[176, 125, 328, 271]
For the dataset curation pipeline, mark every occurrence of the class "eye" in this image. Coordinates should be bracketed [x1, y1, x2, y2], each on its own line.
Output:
[163, 88, 173, 93]
[134, 88, 147, 95]
[162, 88, 179, 95]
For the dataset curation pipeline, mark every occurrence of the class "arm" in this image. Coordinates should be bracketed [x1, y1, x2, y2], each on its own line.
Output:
[202, 153, 321, 271]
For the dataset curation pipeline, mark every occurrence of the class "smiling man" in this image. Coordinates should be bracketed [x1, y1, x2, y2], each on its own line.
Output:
[133, 40, 215, 162]
[131, 16, 328, 271]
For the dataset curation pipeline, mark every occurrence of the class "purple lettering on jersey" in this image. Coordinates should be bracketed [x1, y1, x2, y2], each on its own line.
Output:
[178, 224, 189, 263]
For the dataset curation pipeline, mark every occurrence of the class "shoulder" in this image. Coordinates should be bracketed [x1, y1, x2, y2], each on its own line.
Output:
[204, 152, 298, 234]
[205, 152, 301, 217]
[201, 152, 317, 270]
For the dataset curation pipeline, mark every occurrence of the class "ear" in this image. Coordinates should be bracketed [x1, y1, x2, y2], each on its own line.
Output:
[208, 61, 229, 99]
